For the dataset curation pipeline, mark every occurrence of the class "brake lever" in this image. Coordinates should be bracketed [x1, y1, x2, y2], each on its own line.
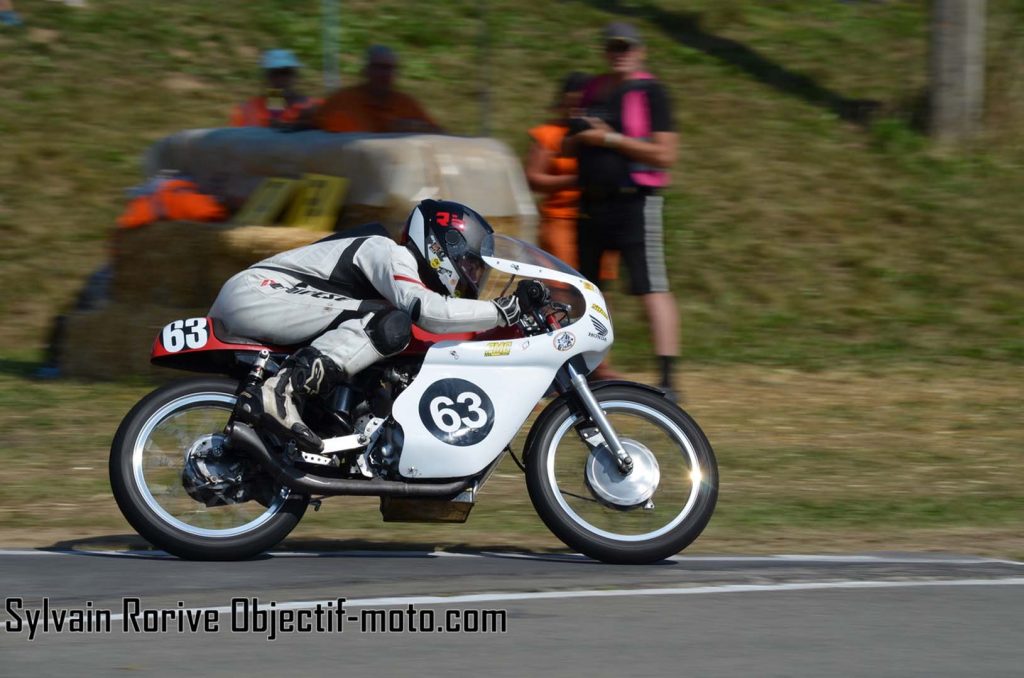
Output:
[549, 302, 572, 317]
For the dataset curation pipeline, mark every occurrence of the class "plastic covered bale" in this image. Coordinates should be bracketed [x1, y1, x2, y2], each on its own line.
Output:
[145, 128, 538, 240]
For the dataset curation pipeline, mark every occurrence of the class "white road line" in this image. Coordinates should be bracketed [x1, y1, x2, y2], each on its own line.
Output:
[672, 554, 1024, 566]
[0, 548, 1021, 566]
[101, 577, 1024, 622]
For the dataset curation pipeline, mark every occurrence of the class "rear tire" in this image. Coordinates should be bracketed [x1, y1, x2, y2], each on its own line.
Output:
[526, 385, 718, 564]
[109, 377, 307, 560]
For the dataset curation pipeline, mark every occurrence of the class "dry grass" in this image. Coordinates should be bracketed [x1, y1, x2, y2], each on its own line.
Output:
[0, 364, 1020, 559]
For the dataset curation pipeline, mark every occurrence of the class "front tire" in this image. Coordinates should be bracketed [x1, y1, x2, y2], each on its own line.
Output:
[109, 377, 307, 560]
[526, 385, 718, 564]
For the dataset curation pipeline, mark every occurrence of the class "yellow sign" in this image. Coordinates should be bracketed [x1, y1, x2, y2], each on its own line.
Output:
[232, 178, 300, 226]
[484, 341, 512, 357]
[284, 174, 349, 232]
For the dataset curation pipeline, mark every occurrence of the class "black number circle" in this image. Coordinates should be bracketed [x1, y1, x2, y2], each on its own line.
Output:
[418, 378, 495, 446]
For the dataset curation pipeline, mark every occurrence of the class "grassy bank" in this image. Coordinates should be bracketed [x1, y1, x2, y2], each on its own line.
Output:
[1, 0, 1023, 367]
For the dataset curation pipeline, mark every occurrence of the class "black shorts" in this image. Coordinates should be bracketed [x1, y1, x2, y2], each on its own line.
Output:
[577, 192, 670, 295]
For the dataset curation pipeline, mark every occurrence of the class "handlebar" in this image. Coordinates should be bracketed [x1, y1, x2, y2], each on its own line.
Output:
[514, 280, 570, 334]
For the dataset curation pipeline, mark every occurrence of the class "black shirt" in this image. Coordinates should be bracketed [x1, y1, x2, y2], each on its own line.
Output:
[576, 77, 674, 190]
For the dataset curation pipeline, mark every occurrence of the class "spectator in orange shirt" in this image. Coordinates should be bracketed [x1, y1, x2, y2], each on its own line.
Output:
[528, 72, 622, 381]
[526, 72, 617, 280]
[231, 49, 318, 128]
[314, 45, 442, 134]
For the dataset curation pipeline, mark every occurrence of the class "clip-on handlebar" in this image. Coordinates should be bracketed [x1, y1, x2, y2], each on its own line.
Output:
[514, 280, 571, 334]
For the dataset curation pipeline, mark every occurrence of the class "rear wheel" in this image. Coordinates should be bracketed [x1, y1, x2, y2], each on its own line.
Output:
[109, 377, 307, 560]
[526, 385, 718, 564]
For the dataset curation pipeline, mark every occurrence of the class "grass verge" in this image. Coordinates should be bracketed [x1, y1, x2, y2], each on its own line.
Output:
[1, 358, 1020, 560]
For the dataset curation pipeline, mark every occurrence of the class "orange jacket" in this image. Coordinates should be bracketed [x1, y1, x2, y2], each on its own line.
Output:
[230, 95, 319, 127]
[528, 123, 580, 221]
[117, 178, 227, 229]
[314, 84, 438, 133]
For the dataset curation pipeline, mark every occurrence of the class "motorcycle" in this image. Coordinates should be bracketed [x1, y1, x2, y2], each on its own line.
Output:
[109, 236, 718, 563]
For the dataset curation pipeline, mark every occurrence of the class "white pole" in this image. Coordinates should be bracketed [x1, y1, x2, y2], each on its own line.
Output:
[929, 0, 986, 141]
[478, 0, 491, 136]
[323, 0, 341, 91]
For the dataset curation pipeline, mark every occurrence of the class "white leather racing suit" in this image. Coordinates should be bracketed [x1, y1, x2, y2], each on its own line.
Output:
[209, 224, 500, 376]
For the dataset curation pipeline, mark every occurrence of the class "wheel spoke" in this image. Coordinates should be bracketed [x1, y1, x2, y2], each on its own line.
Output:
[558, 487, 600, 504]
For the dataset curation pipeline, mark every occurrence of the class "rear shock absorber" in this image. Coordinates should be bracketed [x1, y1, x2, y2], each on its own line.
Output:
[229, 350, 272, 428]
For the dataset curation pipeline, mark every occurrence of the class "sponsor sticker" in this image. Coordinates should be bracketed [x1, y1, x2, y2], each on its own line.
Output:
[591, 303, 608, 320]
[484, 341, 512, 357]
[553, 331, 576, 352]
[582, 281, 596, 291]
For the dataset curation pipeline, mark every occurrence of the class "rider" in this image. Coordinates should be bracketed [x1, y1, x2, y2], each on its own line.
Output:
[208, 199, 522, 452]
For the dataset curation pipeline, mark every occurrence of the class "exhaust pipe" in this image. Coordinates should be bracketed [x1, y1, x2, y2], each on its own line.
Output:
[227, 422, 471, 498]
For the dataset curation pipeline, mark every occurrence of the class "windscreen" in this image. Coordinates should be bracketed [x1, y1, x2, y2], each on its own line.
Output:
[479, 235, 588, 325]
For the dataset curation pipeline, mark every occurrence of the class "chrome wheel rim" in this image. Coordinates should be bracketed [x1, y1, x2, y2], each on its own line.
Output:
[546, 400, 703, 542]
[131, 392, 288, 538]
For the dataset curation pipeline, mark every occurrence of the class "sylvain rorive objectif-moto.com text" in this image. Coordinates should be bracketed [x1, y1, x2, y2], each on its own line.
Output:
[4, 597, 507, 641]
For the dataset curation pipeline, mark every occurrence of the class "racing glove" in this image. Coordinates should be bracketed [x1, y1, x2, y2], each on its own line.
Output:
[493, 295, 522, 327]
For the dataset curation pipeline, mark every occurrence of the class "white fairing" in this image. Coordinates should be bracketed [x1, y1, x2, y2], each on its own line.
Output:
[392, 255, 613, 479]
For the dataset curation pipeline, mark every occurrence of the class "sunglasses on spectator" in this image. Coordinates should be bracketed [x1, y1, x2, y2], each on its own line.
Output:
[605, 40, 636, 54]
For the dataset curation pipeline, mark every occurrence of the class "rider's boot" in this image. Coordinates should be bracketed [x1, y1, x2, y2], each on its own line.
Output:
[259, 347, 344, 453]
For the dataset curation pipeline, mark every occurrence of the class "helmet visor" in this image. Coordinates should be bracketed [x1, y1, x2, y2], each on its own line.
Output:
[447, 231, 493, 298]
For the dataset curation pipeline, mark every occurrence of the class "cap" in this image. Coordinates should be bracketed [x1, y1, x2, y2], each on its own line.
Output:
[365, 45, 398, 67]
[261, 49, 302, 71]
[603, 22, 643, 46]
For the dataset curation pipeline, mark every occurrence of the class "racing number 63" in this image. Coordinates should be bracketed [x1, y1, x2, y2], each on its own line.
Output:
[429, 392, 488, 433]
[162, 318, 209, 353]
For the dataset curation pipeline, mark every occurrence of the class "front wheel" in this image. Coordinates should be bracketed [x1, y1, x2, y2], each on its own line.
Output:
[109, 377, 308, 560]
[526, 385, 718, 564]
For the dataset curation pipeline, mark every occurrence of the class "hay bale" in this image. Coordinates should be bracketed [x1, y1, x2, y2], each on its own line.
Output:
[110, 222, 216, 307]
[62, 303, 208, 380]
[337, 204, 407, 238]
[110, 222, 327, 307]
[218, 224, 326, 260]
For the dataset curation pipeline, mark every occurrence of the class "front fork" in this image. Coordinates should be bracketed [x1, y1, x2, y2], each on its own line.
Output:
[555, 358, 634, 475]
[522, 287, 632, 475]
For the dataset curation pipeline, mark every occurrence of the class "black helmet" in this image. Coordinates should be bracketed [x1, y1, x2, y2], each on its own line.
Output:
[400, 199, 495, 299]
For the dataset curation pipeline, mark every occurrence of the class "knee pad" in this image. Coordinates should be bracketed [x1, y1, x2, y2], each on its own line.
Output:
[365, 309, 412, 357]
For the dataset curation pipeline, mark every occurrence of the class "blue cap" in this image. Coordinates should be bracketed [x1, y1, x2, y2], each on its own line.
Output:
[261, 49, 302, 70]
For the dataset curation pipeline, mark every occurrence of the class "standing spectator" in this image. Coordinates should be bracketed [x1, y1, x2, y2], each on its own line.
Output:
[230, 49, 318, 128]
[565, 22, 681, 399]
[314, 45, 442, 134]
[526, 72, 618, 279]
[0, 0, 22, 26]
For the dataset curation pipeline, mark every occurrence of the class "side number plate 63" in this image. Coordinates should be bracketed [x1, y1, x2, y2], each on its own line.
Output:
[161, 318, 210, 353]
